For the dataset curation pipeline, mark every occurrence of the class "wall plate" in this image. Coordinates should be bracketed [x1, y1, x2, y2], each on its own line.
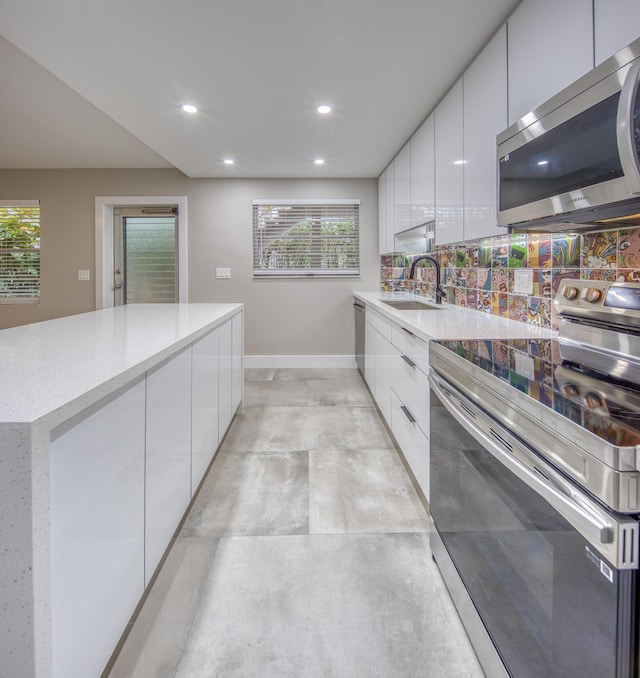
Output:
[513, 269, 533, 295]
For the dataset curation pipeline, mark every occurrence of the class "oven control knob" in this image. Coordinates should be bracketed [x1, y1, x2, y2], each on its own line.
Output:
[584, 392, 604, 409]
[582, 287, 603, 303]
[562, 384, 579, 397]
[563, 286, 580, 300]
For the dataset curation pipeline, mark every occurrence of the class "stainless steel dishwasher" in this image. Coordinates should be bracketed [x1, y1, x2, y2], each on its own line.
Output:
[353, 299, 365, 377]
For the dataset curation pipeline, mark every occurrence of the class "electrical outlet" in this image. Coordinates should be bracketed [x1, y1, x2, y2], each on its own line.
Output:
[513, 269, 533, 295]
[77, 269, 90, 281]
[215, 268, 231, 279]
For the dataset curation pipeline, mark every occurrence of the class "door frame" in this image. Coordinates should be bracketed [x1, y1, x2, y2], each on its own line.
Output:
[95, 196, 188, 309]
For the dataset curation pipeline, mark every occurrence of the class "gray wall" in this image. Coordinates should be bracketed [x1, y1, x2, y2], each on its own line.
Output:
[0, 169, 379, 357]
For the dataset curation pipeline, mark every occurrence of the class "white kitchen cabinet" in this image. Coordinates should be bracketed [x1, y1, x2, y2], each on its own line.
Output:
[378, 172, 386, 254]
[463, 25, 507, 241]
[50, 378, 146, 678]
[232, 311, 243, 413]
[410, 112, 435, 229]
[507, 0, 593, 125]
[219, 318, 233, 436]
[393, 141, 411, 234]
[191, 327, 220, 494]
[363, 304, 431, 500]
[435, 78, 464, 245]
[145, 347, 192, 585]
[384, 162, 395, 251]
[364, 308, 394, 425]
[594, 0, 640, 65]
[390, 389, 430, 501]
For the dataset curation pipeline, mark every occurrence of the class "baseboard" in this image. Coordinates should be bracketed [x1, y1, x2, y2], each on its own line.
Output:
[245, 355, 357, 369]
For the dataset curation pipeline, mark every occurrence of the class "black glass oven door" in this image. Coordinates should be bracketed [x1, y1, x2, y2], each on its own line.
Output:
[430, 380, 637, 678]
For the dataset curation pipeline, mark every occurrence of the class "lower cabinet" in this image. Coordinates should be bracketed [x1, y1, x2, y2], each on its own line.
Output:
[145, 346, 192, 585]
[49, 310, 243, 678]
[363, 306, 430, 501]
[50, 378, 146, 678]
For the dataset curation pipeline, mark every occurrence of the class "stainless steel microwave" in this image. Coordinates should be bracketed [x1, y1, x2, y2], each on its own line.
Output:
[497, 37, 640, 232]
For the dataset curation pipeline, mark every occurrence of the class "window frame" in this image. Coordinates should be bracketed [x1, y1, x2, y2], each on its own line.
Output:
[0, 199, 41, 305]
[252, 198, 361, 278]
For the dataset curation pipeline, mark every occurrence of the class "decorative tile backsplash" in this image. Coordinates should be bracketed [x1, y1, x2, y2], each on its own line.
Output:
[380, 227, 640, 330]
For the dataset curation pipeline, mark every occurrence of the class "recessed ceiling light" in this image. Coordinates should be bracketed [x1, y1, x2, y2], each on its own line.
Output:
[223, 158, 235, 165]
[314, 158, 325, 165]
[317, 105, 332, 114]
[537, 159, 549, 166]
[181, 104, 198, 114]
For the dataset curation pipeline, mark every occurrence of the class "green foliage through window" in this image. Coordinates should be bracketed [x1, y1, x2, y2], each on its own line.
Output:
[0, 204, 41, 300]
[253, 202, 359, 276]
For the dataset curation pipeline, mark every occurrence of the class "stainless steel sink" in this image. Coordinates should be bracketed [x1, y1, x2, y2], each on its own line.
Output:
[379, 299, 443, 310]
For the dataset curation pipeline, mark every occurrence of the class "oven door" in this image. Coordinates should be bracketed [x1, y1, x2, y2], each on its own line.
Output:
[429, 371, 639, 678]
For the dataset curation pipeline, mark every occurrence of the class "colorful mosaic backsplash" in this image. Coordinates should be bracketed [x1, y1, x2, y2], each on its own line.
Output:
[380, 228, 640, 330]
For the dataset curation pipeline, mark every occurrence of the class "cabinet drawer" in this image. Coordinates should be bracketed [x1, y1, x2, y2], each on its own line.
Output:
[392, 325, 429, 376]
[391, 352, 430, 438]
[391, 389, 430, 501]
[366, 308, 393, 342]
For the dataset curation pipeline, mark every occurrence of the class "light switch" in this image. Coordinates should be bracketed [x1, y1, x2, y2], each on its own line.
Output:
[513, 269, 533, 295]
[216, 268, 231, 279]
[77, 270, 90, 281]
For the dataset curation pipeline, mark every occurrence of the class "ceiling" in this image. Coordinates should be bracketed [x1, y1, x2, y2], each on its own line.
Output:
[0, 0, 521, 178]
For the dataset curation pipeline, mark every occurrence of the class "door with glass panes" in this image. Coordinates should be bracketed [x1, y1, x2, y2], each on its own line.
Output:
[113, 207, 178, 305]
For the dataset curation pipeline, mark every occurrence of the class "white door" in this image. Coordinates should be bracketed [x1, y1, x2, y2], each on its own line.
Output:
[113, 206, 178, 305]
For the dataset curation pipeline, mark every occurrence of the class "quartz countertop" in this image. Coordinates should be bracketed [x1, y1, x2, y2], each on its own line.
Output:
[0, 303, 242, 426]
[354, 291, 556, 343]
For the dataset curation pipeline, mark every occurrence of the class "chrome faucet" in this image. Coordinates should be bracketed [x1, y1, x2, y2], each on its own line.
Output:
[408, 254, 445, 304]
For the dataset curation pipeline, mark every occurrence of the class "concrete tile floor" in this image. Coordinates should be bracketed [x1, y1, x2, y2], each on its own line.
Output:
[108, 368, 483, 678]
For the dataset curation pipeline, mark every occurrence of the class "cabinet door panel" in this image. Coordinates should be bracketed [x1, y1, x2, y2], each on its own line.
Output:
[393, 142, 411, 234]
[391, 389, 430, 500]
[435, 79, 464, 245]
[463, 25, 507, 241]
[410, 113, 435, 228]
[384, 162, 395, 248]
[594, 0, 640, 65]
[191, 328, 220, 494]
[508, 0, 593, 124]
[232, 312, 243, 413]
[50, 379, 146, 678]
[378, 172, 387, 254]
[145, 347, 192, 585]
[219, 320, 233, 436]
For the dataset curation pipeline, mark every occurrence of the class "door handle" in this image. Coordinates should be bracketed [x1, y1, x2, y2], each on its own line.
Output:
[113, 282, 123, 290]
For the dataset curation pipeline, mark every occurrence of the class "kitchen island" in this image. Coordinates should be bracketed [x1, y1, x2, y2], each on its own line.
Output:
[0, 303, 243, 678]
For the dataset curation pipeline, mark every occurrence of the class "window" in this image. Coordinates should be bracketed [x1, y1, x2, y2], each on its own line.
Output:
[253, 199, 360, 276]
[0, 200, 40, 303]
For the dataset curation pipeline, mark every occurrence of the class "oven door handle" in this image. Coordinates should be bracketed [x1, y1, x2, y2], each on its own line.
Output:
[430, 373, 620, 551]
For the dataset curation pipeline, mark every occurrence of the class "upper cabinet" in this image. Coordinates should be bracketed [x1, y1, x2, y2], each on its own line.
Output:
[463, 26, 507, 241]
[393, 142, 411, 234]
[507, 0, 593, 125]
[410, 113, 435, 229]
[378, 172, 386, 255]
[434, 79, 464, 245]
[594, 0, 640, 65]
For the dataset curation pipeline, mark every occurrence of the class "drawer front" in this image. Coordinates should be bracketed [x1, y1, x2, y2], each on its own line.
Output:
[392, 326, 429, 375]
[391, 352, 430, 438]
[366, 308, 393, 342]
[391, 389, 430, 500]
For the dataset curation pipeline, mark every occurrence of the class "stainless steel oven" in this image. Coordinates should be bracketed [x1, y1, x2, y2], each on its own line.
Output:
[429, 280, 640, 677]
[497, 37, 640, 232]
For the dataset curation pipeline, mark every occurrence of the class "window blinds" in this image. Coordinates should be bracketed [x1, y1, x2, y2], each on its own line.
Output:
[253, 199, 360, 276]
[0, 201, 40, 302]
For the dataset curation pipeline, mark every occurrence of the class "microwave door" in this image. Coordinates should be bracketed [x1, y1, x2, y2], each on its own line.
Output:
[617, 58, 640, 196]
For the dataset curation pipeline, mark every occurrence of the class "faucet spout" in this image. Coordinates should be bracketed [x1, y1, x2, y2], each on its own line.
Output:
[408, 254, 445, 304]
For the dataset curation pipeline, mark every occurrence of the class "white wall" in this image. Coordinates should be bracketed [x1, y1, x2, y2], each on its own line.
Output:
[0, 169, 378, 359]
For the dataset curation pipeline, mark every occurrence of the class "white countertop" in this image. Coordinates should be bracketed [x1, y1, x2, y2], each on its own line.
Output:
[0, 303, 242, 426]
[354, 291, 556, 343]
